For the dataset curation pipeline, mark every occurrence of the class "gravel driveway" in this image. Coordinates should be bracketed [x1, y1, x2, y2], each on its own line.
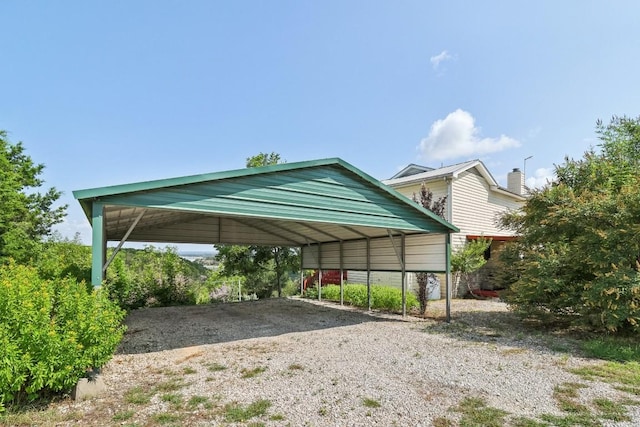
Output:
[65, 298, 639, 426]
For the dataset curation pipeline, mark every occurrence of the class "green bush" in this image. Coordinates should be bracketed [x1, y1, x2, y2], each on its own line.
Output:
[104, 246, 212, 310]
[0, 262, 126, 410]
[35, 237, 92, 284]
[305, 284, 418, 313]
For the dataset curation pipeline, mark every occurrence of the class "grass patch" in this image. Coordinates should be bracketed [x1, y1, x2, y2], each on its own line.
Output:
[510, 417, 548, 427]
[182, 366, 197, 375]
[571, 361, 640, 395]
[270, 413, 286, 421]
[206, 362, 227, 372]
[539, 412, 600, 427]
[112, 410, 135, 422]
[151, 412, 182, 424]
[0, 403, 86, 426]
[241, 366, 267, 378]
[224, 399, 271, 422]
[452, 397, 508, 427]
[288, 363, 304, 371]
[581, 336, 640, 362]
[432, 417, 454, 427]
[592, 397, 631, 421]
[362, 397, 381, 408]
[161, 392, 183, 409]
[187, 395, 210, 409]
[552, 382, 589, 413]
[156, 378, 187, 392]
[124, 385, 154, 404]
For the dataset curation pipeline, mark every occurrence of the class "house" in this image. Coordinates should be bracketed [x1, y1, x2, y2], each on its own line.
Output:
[348, 160, 527, 297]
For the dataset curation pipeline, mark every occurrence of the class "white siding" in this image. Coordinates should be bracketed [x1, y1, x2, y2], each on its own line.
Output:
[450, 170, 523, 248]
[301, 234, 446, 272]
[391, 180, 448, 207]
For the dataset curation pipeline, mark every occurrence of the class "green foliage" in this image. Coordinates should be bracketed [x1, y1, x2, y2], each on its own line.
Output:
[35, 234, 92, 284]
[494, 241, 525, 291]
[0, 131, 66, 264]
[500, 116, 640, 333]
[104, 246, 212, 310]
[245, 152, 282, 168]
[224, 399, 271, 422]
[276, 278, 301, 297]
[572, 361, 640, 395]
[452, 397, 508, 427]
[306, 284, 419, 313]
[362, 397, 381, 408]
[581, 337, 640, 362]
[451, 237, 492, 296]
[0, 262, 125, 410]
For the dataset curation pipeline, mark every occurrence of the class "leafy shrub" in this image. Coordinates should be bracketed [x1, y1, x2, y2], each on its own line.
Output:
[344, 284, 369, 307]
[499, 116, 640, 333]
[188, 282, 212, 305]
[104, 246, 212, 310]
[0, 262, 126, 410]
[34, 236, 92, 284]
[272, 278, 301, 298]
[306, 284, 418, 313]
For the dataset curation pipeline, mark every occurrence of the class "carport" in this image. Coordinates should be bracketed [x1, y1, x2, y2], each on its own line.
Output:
[73, 158, 459, 320]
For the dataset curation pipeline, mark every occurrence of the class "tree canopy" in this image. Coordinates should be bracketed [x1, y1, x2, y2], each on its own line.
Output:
[500, 116, 640, 332]
[0, 131, 66, 263]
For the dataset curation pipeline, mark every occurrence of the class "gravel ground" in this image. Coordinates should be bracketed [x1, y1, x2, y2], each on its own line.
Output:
[62, 297, 639, 426]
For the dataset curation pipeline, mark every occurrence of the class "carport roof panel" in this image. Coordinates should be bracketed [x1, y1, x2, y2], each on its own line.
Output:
[73, 158, 458, 241]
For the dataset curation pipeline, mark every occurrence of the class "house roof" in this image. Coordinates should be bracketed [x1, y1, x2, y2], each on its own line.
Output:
[383, 159, 527, 201]
[73, 157, 458, 247]
[390, 163, 435, 179]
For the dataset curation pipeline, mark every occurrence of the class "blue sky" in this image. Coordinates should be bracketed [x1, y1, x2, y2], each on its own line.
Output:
[2, 1, 639, 250]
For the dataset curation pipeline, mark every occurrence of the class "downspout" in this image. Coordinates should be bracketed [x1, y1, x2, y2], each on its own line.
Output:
[445, 176, 453, 223]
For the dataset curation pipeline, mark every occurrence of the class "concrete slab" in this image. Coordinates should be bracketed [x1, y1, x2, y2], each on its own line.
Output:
[71, 375, 106, 401]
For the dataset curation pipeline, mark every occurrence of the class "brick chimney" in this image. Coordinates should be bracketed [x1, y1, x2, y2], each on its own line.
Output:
[507, 168, 524, 195]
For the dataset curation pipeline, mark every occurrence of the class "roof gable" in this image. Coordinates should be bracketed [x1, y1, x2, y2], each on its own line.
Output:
[390, 163, 434, 179]
[74, 158, 458, 246]
[383, 160, 527, 201]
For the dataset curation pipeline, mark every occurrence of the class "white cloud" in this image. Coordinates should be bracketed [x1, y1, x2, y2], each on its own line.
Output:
[418, 109, 521, 161]
[430, 50, 452, 70]
[526, 167, 555, 189]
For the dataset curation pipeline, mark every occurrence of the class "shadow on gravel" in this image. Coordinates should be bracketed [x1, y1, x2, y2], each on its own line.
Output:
[423, 304, 585, 358]
[117, 297, 401, 354]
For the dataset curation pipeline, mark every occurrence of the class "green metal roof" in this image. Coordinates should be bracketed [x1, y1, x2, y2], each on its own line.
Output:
[73, 158, 458, 246]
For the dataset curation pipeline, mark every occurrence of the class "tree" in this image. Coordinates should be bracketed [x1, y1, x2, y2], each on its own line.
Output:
[451, 237, 492, 296]
[214, 153, 300, 298]
[0, 131, 66, 263]
[499, 116, 640, 332]
[412, 183, 447, 315]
